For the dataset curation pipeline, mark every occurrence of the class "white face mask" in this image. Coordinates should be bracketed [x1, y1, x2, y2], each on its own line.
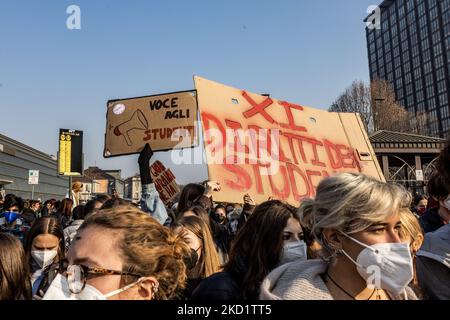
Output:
[341, 234, 413, 297]
[280, 240, 308, 265]
[31, 250, 58, 269]
[43, 273, 144, 300]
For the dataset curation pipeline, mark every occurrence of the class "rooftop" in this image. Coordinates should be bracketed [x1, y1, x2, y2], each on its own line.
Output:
[370, 130, 446, 144]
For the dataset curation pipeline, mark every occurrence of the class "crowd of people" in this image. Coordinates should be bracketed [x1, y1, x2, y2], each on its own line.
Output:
[0, 142, 449, 300]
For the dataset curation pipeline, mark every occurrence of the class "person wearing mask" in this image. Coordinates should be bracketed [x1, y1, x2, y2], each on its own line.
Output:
[192, 200, 305, 300]
[43, 205, 191, 300]
[138, 143, 170, 225]
[213, 205, 227, 226]
[64, 205, 86, 250]
[24, 217, 65, 299]
[412, 195, 428, 217]
[0, 195, 29, 242]
[398, 210, 424, 299]
[420, 173, 450, 233]
[0, 233, 32, 300]
[172, 215, 221, 299]
[180, 205, 230, 265]
[260, 173, 417, 300]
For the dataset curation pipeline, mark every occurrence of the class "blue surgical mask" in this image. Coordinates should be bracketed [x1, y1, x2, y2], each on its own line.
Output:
[280, 240, 308, 265]
[4, 212, 19, 224]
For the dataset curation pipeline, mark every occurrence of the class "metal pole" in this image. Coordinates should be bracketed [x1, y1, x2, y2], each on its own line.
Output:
[32, 185, 34, 199]
[69, 176, 72, 200]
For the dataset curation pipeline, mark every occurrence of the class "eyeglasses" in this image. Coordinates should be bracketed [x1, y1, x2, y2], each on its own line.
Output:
[60, 260, 143, 294]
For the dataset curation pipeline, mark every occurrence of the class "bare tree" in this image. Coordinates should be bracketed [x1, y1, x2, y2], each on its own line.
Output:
[330, 78, 431, 135]
[329, 80, 373, 133]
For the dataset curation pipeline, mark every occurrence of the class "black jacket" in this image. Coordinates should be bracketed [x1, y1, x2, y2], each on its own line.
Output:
[191, 272, 242, 301]
[419, 207, 445, 233]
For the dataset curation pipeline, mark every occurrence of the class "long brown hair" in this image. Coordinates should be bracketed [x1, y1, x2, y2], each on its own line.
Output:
[173, 215, 221, 279]
[176, 184, 205, 217]
[24, 217, 65, 267]
[58, 198, 74, 219]
[224, 200, 300, 299]
[79, 205, 191, 300]
[224, 200, 299, 299]
[0, 233, 32, 300]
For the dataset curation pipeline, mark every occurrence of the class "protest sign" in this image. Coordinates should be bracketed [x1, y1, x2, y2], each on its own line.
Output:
[150, 160, 180, 205]
[104, 91, 198, 158]
[194, 76, 384, 206]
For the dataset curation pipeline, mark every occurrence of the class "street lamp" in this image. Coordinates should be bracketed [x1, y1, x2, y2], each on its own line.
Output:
[374, 98, 385, 132]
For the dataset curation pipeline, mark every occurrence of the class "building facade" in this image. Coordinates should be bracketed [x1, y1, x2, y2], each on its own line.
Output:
[0, 133, 69, 200]
[370, 130, 446, 195]
[366, 0, 450, 137]
[76, 167, 125, 200]
[124, 175, 141, 203]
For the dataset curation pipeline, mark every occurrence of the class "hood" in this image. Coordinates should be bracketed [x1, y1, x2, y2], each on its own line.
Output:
[260, 259, 333, 300]
[417, 224, 450, 269]
[259, 259, 418, 300]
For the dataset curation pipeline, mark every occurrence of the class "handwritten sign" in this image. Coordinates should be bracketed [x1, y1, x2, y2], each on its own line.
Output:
[104, 91, 198, 158]
[150, 161, 180, 205]
[194, 76, 384, 206]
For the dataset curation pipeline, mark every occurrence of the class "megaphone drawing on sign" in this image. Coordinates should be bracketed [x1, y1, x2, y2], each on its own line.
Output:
[114, 109, 149, 146]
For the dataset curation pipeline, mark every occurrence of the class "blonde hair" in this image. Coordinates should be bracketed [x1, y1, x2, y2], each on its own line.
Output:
[398, 209, 423, 244]
[80, 205, 191, 300]
[299, 173, 411, 258]
[174, 215, 221, 278]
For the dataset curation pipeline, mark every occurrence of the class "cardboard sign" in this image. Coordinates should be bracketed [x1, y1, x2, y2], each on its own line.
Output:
[194, 76, 384, 206]
[104, 91, 198, 158]
[58, 129, 83, 176]
[150, 160, 180, 205]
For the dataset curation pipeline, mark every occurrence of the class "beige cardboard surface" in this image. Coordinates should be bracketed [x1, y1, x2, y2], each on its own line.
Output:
[194, 76, 384, 206]
[150, 160, 180, 205]
[104, 91, 198, 157]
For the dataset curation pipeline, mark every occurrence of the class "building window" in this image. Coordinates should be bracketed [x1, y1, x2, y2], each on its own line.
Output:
[438, 80, 447, 94]
[437, 67, 445, 81]
[424, 61, 433, 74]
[427, 86, 435, 99]
[418, 2, 426, 16]
[441, 106, 450, 119]
[439, 93, 449, 106]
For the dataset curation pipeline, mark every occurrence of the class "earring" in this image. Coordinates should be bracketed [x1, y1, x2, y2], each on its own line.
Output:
[151, 281, 159, 299]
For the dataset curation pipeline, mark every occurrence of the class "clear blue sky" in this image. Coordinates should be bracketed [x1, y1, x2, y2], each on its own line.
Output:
[0, 0, 378, 183]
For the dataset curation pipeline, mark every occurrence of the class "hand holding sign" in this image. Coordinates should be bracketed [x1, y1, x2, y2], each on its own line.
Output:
[203, 181, 221, 198]
[139, 143, 154, 185]
[243, 193, 255, 206]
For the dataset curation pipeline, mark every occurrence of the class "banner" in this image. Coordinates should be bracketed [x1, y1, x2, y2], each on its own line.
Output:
[150, 160, 180, 205]
[104, 91, 198, 158]
[194, 76, 384, 206]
